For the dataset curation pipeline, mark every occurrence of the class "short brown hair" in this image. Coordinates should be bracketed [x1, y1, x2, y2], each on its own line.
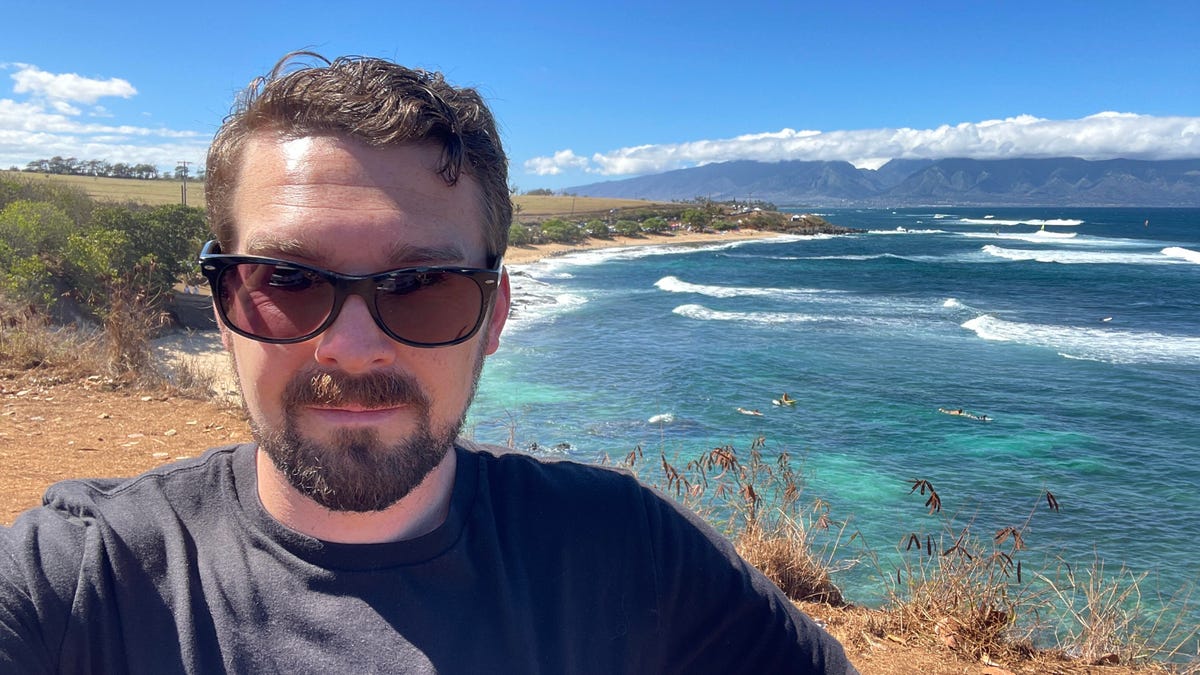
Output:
[205, 52, 511, 261]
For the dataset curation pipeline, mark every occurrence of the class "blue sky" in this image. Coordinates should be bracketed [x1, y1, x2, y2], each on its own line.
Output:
[3, 0, 1198, 191]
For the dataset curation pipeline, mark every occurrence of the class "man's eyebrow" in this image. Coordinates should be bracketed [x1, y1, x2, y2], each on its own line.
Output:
[243, 237, 316, 260]
[383, 242, 471, 266]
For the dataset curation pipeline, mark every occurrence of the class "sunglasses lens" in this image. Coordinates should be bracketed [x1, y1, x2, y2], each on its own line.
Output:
[217, 263, 335, 340]
[376, 271, 484, 345]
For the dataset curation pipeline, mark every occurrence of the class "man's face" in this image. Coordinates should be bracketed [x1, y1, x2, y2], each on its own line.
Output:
[222, 134, 508, 512]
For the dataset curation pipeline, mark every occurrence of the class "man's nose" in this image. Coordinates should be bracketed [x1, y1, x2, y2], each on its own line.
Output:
[313, 295, 397, 372]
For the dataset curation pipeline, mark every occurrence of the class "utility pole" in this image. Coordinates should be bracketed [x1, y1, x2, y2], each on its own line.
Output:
[178, 160, 192, 206]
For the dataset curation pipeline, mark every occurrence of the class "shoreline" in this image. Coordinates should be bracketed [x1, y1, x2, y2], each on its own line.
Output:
[502, 228, 779, 265]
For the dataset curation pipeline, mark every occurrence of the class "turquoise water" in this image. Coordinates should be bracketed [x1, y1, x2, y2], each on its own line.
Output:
[467, 207, 1200, 643]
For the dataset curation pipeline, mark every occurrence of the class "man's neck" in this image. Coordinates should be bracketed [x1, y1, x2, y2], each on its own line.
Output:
[254, 447, 458, 544]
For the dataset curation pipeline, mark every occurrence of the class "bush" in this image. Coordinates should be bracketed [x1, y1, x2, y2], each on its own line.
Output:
[584, 219, 610, 239]
[509, 222, 538, 247]
[0, 191, 207, 377]
[539, 218, 584, 244]
[0, 200, 76, 307]
[613, 219, 642, 237]
[641, 216, 668, 234]
[0, 175, 93, 225]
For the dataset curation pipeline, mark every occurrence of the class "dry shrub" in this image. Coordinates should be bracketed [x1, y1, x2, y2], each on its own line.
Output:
[1037, 559, 1200, 669]
[736, 519, 845, 605]
[882, 482, 1200, 671]
[885, 525, 1039, 661]
[101, 281, 169, 382]
[616, 437, 852, 608]
[882, 482, 1059, 662]
[0, 296, 105, 378]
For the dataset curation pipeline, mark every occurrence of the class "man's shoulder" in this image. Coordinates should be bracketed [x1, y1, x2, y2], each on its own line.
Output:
[38, 443, 251, 524]
[458, 439, 642, 492]
[455, 439, 688, 532]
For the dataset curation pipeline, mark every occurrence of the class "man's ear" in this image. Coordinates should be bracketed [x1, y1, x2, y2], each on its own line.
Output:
[482, 269, 510, 356]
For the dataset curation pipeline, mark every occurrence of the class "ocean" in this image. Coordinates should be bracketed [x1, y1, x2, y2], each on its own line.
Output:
[466, 206, 1200, 643]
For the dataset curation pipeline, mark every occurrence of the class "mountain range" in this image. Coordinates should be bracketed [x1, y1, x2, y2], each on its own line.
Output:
[564, 157, 1200, 207]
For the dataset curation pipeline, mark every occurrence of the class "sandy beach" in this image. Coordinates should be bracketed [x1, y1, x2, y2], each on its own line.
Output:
[501, 228, 777, 265]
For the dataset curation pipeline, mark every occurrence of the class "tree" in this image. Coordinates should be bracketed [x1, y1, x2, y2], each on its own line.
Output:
[539, 218, 584, 244]
[613, 219, 641, 237]
[641, 216, 668, 234]
[681, 208, 710, 230]
[584, 219, 610, 239]
[508, 222, 534, 247]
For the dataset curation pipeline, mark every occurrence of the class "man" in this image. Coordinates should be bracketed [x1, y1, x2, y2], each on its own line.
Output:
[0, 53, 856, 673]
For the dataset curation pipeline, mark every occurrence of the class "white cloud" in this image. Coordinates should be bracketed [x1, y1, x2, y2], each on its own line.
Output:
[524, 149, 589, 175]
[50, 100, 81, 116]
[9, 63, 136, 104]
[527, 113, 1200, 178]
[0, 64, 206, 172]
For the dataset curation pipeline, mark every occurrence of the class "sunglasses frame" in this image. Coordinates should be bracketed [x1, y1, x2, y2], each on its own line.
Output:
[197, 239, 503, 348]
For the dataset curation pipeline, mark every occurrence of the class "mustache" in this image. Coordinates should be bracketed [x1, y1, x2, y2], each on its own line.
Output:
[284, 369, 429, 410]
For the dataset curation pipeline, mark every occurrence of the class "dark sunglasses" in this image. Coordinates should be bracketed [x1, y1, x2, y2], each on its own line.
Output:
[197, 240, 503, 347]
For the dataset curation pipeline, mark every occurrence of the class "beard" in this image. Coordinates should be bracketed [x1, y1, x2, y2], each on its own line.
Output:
[245, 356, 483, 513]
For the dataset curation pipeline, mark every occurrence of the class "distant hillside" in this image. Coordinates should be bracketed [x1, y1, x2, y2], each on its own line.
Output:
[565, 157, 1200, 207]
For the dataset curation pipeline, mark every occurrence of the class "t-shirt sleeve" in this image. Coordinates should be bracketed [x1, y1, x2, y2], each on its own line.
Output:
[0, 508, 90, 674]
[639, 487, 858, 674]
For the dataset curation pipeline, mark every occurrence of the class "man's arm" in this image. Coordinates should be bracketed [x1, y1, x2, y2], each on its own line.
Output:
[640, 486, 858, 674]
[0, 508, 86, 673]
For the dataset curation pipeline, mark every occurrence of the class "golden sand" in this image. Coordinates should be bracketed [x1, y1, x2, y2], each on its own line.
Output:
[502, 229, 778, 265]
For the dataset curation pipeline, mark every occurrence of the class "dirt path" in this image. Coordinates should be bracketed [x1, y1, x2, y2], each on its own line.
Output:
[0, 373, 250, 523]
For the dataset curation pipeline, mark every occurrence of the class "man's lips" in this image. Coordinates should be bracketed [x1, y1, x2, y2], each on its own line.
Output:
[303, 404, 409, 424]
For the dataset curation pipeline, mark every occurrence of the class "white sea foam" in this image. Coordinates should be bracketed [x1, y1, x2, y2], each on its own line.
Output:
[655, 276, 832, 298]
[961, 315, 1200, 364]
[867, 227, 948, 235]
[1028, 229, 1078, 239]
[505, 273, 587, 330]
[648, 413, 674, 424]
[957, 232, 1159, 249]
[980, 245, 1187, 265]
[943, 298, 966, 309]
[958, 218, 1084, 227]
[1161, 246, 1200, 264]
[672, 304, 823, 324]
[671, 303, 921, 328]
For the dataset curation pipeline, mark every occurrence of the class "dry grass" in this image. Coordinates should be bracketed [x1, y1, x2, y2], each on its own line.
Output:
[513, 194, 673, 218]
[0, 291, 220, 400]
[0, 314, 104, 379]
[877, 479, 1199, 671]
[611, 437, 852, 607]
[6, 172, 675, 218]
[1036, 559, 1200, 669]
[5, 170, 203, 208]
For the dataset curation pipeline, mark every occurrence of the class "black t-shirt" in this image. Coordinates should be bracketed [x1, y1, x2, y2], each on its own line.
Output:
[0, 442, 856, 673]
